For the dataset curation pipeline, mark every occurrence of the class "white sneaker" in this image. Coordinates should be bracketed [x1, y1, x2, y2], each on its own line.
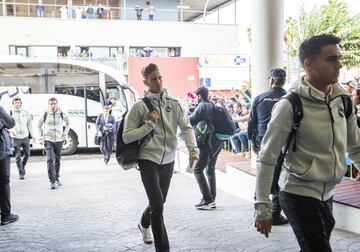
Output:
[138, 223, 153, 244]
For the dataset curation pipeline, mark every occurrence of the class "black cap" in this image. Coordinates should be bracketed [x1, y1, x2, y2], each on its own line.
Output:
[269, 68, 286, 78]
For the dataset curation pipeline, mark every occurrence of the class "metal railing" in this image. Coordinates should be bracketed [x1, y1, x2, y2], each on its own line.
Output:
[0, 2, 205, 22]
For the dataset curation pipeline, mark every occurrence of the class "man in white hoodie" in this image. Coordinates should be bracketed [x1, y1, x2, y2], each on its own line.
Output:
[254, 34, 360, 251]
[123, 63, 198, 252]
[10, 97, 35, 180]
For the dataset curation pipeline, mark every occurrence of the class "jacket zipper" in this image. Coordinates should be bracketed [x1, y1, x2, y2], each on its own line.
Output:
[158, 99, 166, 165]
[18, 111, 22, 135]
[53, 113, 56, 140]
[323, 100, 336, 200]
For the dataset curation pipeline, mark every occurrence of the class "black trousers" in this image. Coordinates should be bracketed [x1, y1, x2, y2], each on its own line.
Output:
[0, 156, 11, 217]
[279, 191, 335, 252]
[139, 159, 174, 252]
[13, 137, 30, 176]
[44, 141, 63, 182]
[194, 139, 223, 201]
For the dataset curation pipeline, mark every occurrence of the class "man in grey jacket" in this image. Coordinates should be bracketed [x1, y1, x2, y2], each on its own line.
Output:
[9, 97, 35, 180]
[123, 63, 198, 252]
[38, 97, 70, 190]
[254, 34, 360, 251]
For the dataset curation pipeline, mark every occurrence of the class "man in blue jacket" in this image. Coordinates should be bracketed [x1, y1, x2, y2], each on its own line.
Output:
[254, 34, 360, 251]
[248, 68, 288, 225]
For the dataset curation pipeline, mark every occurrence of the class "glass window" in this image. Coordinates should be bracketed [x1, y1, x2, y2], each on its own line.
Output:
[86, 86, 103, 103]
[55, 86, 85, 97]
[58, 47, 70, 57]
[106, 85, 127, 110]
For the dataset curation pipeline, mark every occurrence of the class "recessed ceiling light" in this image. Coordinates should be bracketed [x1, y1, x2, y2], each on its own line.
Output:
[177, 5, 191, 9]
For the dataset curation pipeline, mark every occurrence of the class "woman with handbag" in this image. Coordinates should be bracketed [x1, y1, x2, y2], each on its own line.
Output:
[95, 105, 116, 164]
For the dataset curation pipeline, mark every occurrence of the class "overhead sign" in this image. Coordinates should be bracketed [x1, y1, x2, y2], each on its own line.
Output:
[198, 54, 250, 90]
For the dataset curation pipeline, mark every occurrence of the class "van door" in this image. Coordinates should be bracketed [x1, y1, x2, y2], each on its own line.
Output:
[85, 86, 104, 147]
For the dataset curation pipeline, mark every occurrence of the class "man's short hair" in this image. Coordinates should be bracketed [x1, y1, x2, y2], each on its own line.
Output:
[195, 87, 209, 100]
[299, 34, 341, 66]
[141, 63, 159, 79]
[48, 97, 58, 104]
[12, 96, 22, 104]
[269, 68, 286, 85]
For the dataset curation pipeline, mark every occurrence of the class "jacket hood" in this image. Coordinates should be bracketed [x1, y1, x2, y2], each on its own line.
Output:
[144, 89, 169, 104]
[289, 76, 348, 101]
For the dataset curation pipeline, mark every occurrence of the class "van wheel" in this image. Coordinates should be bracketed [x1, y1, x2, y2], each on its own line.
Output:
[62, 130, 78, 155]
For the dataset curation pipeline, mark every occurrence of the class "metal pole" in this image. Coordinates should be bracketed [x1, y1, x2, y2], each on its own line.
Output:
[202, 0, 210, 24]
[2, 0, 6, 16]
[180, 0, 183, 22]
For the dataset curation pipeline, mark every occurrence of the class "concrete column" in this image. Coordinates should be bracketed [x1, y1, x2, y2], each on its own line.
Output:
[3, 0, 7, 16]
[250, 0, 284, 98]
[250, 0, 283, 168]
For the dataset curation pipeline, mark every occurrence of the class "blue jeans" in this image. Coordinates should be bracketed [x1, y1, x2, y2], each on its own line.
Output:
[194, 139, 223, 201]
[238, 131, 249, 152]
[230, 134, 241, 153]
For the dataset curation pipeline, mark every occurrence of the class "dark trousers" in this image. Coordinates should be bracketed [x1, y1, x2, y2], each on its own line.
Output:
[279, 191, 335, 252]
[44, 141, 63, 182]
[0, 157, 11, 217]
[138, 159, 174, 252]
[13, 137, 30, 176]
[194, 139, 223, 201]
[272, 193, 282, 217]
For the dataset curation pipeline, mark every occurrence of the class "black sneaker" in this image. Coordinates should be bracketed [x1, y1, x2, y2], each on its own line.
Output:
[195, 199, 216, 210]
[50, 181, 56, 190]
[19, 175, 25, 180]
[55, 179, 62, 187]
[272, 214, 289, 226]
[1, 213, 19, 225]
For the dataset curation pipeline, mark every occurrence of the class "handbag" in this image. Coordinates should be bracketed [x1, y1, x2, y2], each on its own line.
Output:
[94, 135, 101, 145]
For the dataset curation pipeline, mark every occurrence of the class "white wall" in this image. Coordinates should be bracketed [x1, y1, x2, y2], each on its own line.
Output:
[0, 17, 239, 57]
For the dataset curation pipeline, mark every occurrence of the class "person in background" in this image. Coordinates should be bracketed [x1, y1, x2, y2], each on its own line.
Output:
[248, 68, 288, 225]
[96, 105, 116, 164]
[9, 97, 35, 180]
[147, 2, 155, 21]
[0, 106, 19, 225]
[109, 96, 125, 130]
[36, 0, 44, 17]
[134, 5, 143, 20]
[37, 97, 70, 190]
[189, 87, 224, 210]
[123, 63, 198, 252]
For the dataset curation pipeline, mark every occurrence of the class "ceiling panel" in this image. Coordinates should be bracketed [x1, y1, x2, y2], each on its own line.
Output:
[177, 0, 232, 22]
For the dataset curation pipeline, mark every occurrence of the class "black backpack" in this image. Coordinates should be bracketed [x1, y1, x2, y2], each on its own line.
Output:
[193, 120, 214, 146]
[211, 104, 236, 138]
[271, 92, 353, 193]
[116, 97, 154, 170]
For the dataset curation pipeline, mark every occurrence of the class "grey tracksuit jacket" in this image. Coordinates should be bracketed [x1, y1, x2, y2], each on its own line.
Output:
[37, 109, 70, 142]
[123, 89, 198, 165]
[255, 76, 360, 220]
[10, 109, 34, 139]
